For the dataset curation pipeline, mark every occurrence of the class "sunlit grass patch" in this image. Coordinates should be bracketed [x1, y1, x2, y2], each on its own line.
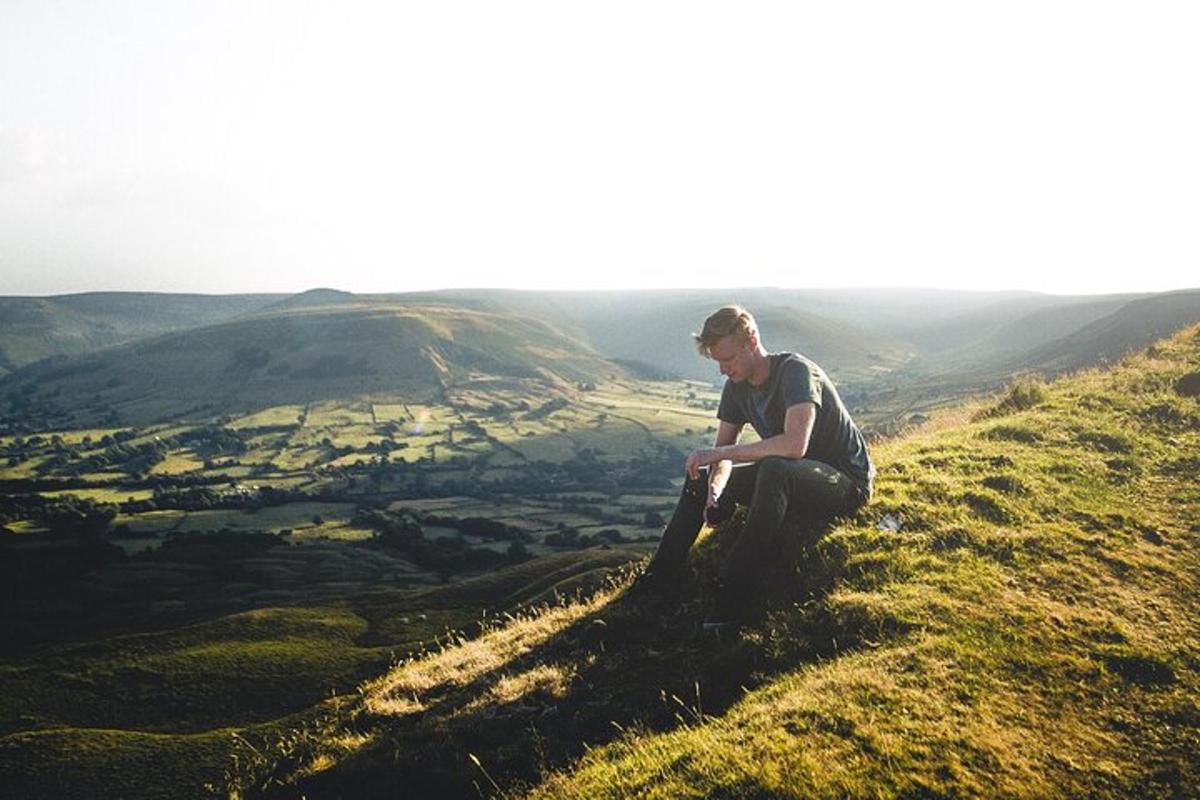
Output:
[305, 403, 375, 427]
[363, 573, 633, 717]
[42, 486, 155, 503]
[148, 449, 205, 476]
[462, 661, 581, 713]
[0, 454, 50, 478]
[112, 509, 183, 534]
[372, 402, 413, 422]
[228, 404, 306, 429]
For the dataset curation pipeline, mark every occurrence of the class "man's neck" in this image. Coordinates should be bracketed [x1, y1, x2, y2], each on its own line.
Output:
[747, 350, 772, 387]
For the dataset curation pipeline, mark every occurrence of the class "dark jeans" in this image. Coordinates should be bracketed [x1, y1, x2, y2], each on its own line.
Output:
[647, 456, 869, 601]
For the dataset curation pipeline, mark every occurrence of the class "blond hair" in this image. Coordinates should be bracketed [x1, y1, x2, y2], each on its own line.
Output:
[693, 305, 758, 357]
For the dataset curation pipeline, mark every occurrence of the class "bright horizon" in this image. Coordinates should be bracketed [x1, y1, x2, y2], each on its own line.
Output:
[2, 2, 1198, 297]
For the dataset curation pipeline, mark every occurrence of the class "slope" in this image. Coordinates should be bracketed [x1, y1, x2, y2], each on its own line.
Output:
[1015, 289, 1200, 374]
[411, 288, 915, 384]
[249, 323, 1200, 799]
[0, 549, 643, 800]
[0, 302, 632, 427]
[0, 292, 282, 375]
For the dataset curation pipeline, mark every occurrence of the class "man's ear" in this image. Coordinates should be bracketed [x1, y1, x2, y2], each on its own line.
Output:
[746, 332, 758, 350]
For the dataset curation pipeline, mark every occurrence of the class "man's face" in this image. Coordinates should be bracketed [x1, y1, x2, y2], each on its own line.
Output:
[708, 334, 755, 382]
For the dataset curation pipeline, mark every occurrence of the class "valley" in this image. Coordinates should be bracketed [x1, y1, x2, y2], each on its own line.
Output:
[1, 287, 1199, 798]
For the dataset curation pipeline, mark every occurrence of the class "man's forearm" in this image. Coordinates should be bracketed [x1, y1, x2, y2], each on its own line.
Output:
[716, 434, 805, 463]
[707, 457, 733, 493]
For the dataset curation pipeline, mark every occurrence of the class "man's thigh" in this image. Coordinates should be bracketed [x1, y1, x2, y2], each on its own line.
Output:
[757, 457, 858, 516]
[707, 458, 857, 513]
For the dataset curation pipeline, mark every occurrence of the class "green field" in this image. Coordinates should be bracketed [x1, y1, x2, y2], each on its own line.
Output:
[0, 375, 735, 798]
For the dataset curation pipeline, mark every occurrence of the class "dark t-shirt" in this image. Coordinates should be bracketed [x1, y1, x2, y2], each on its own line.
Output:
[716, 352, 875, 489]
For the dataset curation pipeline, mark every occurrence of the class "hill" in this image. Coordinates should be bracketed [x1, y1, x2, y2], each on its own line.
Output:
[0, 548, 643, 800]
[411, 288, 920, 384]
[0, 292, 281, 376]
[241, 323, 1200, 798]
[6, 286, 1200, 434]
[1015, 289, 1200, 374]
[0, 303, 632, 428]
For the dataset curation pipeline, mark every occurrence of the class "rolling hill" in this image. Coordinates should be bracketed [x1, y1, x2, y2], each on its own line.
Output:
[233, 322, 1200, 799]
[5, 286, 1200, 433]
[407, 288, 919, 384]
[1013, 289, 1200, 374]
[0, 302, 633, 427]
[0, 292, 281, 376]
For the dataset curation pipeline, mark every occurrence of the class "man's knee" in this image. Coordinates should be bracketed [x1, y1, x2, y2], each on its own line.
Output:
[755, 456, 793, 487]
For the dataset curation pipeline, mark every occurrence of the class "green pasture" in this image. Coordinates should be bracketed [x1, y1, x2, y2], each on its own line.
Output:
[228, 404, 305, 429]
[112, 509, 184, 535]
[148, 450, 205, 476]
[170, 502, 356, 535]
[305, 403, 375, 428]
[271, 446, 321, 471]
[372, 403, 413, 422]
[118, 425, 193, 448]
[43, 486, 155, 503]
[507, 433, 578, 463]
[0, 454, 50, 478]
[285, 521, 374, 544]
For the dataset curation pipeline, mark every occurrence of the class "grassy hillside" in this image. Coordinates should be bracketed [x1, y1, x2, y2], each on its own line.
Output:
[0, 292, 280, 375]
[905, 293, 1136, 365]
[0, 303, 631, 427]
[7, 287, 1198, 436]
[0, 549, 642, 800]
[1016, 289, 1200, 374]
[247, 323, 1200, 799]
[412, 288, 915, 385]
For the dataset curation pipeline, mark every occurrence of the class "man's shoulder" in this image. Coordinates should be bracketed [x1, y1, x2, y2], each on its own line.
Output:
[772, 352, 823, 377]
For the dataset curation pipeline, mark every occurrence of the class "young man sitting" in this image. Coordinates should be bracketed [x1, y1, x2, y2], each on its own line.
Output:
[641, 304, 875, 628]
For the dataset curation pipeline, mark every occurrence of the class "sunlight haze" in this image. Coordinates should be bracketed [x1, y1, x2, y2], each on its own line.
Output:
[1, 1, 1197, 296]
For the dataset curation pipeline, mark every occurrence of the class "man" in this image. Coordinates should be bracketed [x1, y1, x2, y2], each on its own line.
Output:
[642, 305, 875, 625]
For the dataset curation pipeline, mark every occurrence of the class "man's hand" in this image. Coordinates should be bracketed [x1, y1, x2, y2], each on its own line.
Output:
[685, 447, 723, 481]
[704, 481, 725, 525]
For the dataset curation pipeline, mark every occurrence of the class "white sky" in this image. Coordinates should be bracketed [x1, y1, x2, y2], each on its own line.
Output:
[1, 1, 1197, 296]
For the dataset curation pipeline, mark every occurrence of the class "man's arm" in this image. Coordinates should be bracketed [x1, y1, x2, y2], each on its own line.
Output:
[704, 420, 742, 496]
[686, 403, 816, 480]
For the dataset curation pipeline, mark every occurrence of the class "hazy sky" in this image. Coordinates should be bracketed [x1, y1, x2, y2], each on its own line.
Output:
[1, 1, 1197, 297]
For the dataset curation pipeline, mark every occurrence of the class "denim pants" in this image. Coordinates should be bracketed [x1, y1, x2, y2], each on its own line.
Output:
[647, 456, 868, 598]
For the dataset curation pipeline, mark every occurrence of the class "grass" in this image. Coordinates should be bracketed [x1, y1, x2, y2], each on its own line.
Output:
[148, 450, 205, 476]
[523, 326, 1200, 800]
[0, 549, 643, 799]
[169, 502, 356, 535]
[6, 327, 1198, 797]
[248, 323, 1200, 799]
[227, 405, 306, 429]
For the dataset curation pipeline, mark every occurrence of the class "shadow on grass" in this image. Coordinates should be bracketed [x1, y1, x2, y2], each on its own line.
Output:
[251, 511, 869, 800]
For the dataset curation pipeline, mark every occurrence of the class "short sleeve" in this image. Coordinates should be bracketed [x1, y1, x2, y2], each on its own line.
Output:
[716, 380, 747, 425]
[781, 359, 822, 408]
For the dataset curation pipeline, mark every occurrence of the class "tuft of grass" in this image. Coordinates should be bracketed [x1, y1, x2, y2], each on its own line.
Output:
[980, 424, 1042, 444]
[1075, 430, 1133, 454]
[974, 377, 1048, 420]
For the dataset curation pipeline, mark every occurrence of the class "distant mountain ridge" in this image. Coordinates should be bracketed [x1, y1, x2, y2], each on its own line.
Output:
[0, 292, 282, 376]
[0, 302, 631, 426]
[3, 286, 1199, 429]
